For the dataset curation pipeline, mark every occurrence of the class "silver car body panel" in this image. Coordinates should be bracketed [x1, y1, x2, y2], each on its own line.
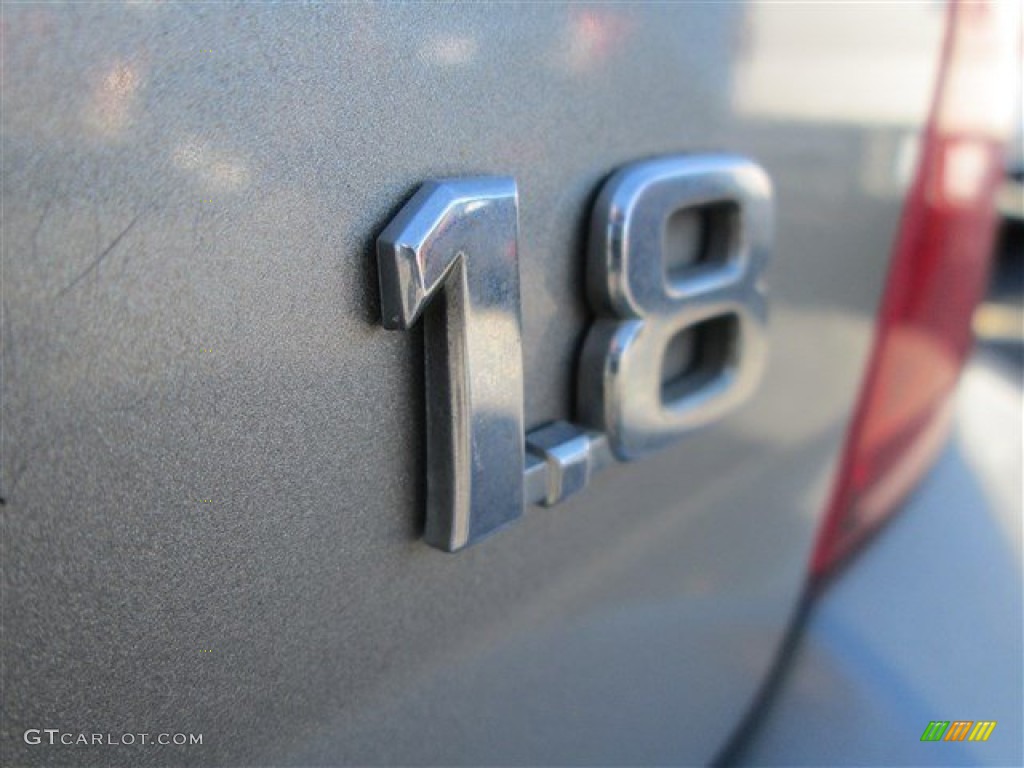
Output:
[1, 3, 943, 764]
[737, 352, 1024, 767]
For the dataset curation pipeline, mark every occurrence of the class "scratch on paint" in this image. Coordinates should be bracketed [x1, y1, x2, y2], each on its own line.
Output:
[57, 211, 143, 299]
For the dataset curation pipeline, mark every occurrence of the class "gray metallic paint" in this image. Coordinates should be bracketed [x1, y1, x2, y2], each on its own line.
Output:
[1, 3, 940, 765]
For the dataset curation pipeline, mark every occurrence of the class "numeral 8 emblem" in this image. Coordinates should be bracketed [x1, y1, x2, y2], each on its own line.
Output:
[578, 155, 773, 460]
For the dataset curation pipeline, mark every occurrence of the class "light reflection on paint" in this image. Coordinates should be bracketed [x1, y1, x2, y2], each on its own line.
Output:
[420, 35, 477, 67]
[81, 59, 143, 138]
[559, 8, 631, 74]
[172, 137, 250, 191]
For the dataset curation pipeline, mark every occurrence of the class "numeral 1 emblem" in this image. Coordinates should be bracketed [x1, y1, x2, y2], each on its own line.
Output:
[378, 157, 773, 552]
[377, 179, 525, 551]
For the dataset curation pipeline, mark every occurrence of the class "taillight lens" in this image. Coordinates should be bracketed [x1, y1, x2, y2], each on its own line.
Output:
[812, 0, 1016, 577]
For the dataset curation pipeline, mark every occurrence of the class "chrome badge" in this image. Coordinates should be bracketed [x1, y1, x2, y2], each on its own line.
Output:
[378, 156, 773, 552]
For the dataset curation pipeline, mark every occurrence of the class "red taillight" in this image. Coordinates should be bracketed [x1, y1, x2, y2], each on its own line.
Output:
[812, 0, 1015, 577]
